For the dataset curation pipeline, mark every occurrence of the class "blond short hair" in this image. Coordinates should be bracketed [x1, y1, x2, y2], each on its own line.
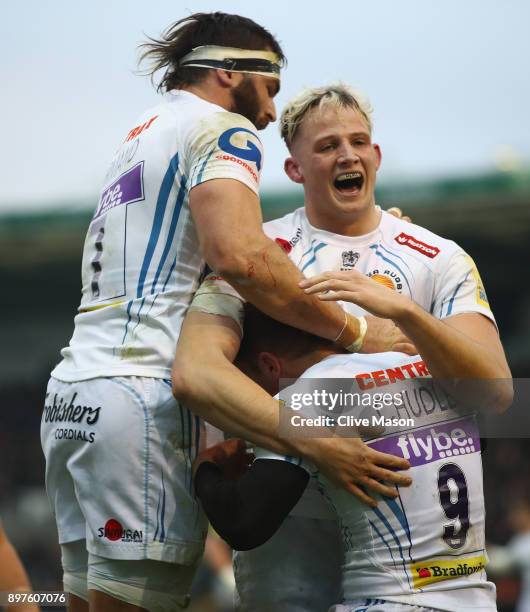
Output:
[280, 83, 373, 148]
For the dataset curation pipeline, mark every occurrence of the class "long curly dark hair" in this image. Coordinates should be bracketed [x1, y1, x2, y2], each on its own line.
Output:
[139, 12, 285, 92]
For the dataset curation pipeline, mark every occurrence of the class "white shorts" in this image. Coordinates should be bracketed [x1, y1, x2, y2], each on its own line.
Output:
[330, 601, 440, 612]
[41, 376, 208, 565]
[234, 514, 343, 611]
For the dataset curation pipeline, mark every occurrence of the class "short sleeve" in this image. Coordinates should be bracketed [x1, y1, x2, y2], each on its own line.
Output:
[187, 111, 263, 196]
[432, 250, 496, 325]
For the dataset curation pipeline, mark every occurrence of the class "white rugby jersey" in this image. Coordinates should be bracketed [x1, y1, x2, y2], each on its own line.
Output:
[203, 205, 495, 330]
[256, 352, 496, 610]
[53, 90, 263, 381]
[265, 207, 494, 321]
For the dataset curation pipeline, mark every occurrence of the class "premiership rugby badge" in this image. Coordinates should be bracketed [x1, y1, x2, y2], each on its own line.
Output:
[341, 250, 360, 270]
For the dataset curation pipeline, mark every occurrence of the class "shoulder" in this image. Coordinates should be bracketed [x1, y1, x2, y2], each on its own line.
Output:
[263, 207, 305, 242]
[299, 352, 422, 379]
[183, 106, 262, 173]
[379, 211, 465, 267]
[184, 97, 261, 144]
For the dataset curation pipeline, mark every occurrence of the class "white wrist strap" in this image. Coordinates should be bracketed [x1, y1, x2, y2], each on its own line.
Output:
[345, 316, 368, 352]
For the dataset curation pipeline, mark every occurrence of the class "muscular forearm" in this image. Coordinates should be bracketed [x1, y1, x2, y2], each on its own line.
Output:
[397, 303, 505, 378]
[220, 236, 361, 347]
[175, 353, 305, 457]
[396, 303, 512, 412]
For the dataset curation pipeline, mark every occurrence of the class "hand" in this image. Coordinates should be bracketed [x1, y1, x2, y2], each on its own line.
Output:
[300, 269, 415, 322]
[362, 315, 417, 355]
[387, 206, 412, 223]
[306, 436, 412, 507]
[193, 439, 255, 480]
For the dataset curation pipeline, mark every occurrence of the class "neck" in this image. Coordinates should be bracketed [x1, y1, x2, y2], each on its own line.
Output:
[285, 347, 345, 380]
[181, 81, 233, 112]
[306, 201, 381, 237]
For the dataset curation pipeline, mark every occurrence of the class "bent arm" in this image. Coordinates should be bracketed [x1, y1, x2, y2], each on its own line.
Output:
[173, 310, 412, 506]
[173, 310, 299, 454]
[408, 312, 506, 380]
[195, 459, 309, 550]
[301, 270, 513, 413]
[396, 308, 512, 405]
[189, 179, 362, 348]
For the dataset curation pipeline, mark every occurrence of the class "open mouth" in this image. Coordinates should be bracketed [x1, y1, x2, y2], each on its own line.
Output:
[333, 172, 364, 193]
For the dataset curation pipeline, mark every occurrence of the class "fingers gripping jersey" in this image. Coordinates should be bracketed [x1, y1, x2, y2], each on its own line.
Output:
[255, 353, 496, 611]
[53, 90, 263, 381]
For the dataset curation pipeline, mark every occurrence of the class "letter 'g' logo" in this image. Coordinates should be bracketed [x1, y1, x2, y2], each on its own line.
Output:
[218, 127, 262, 171]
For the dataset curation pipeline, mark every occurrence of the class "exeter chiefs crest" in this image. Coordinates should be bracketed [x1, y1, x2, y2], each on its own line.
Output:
[341, 250, 360, 270]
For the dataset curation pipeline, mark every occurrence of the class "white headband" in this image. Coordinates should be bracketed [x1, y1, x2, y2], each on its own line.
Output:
[179, 45, 282, 79]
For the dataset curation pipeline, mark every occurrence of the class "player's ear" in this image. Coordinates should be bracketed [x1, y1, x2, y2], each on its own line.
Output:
[257, 351, 282, 385]
[215, 69, 244, 89]
[284, 157, 304, 184]
[373, 143, 382, 171]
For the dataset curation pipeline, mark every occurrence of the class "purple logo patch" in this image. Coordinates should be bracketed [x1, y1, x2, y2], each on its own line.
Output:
[94, 162, 144, 220]
[369, 416, 480, 467]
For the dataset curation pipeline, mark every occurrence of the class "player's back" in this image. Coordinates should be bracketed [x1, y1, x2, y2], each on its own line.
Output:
[295, 353, 496, 610]
[52, 90, 262, 382]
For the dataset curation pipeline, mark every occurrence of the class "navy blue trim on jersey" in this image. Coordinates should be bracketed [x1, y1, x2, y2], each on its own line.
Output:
[301, 241, 327, 273]
[446, 272, 470, 316]
[151, 174, 188, 294]
[154, 471, 167, 543]
[162, 256, 177, 292]
[377, 243, 415, 277]
[137, 152, 180, 298]
[195, 147, 215, 185]
[154, 482, 161, 542]
[372, 505, 412, 589]
[384, 495, 413, 559]
[121, 300, 134, 344]
[159, 471, 166, 542]
[368, 518, 399, 567]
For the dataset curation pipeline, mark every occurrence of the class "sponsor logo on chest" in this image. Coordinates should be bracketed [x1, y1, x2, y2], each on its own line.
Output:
[394, 232, 440, 258]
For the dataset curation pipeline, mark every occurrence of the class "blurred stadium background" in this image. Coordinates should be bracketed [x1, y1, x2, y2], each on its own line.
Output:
[1, 168, 529, 610]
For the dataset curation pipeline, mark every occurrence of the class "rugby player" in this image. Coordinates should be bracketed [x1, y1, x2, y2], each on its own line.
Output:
[41, 15, 395, 612]
[174, 83, 512, 610]
[193, 305, 504, 611]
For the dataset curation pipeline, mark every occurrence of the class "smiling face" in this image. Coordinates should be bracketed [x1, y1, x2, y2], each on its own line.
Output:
[285, 104, 382, 234]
